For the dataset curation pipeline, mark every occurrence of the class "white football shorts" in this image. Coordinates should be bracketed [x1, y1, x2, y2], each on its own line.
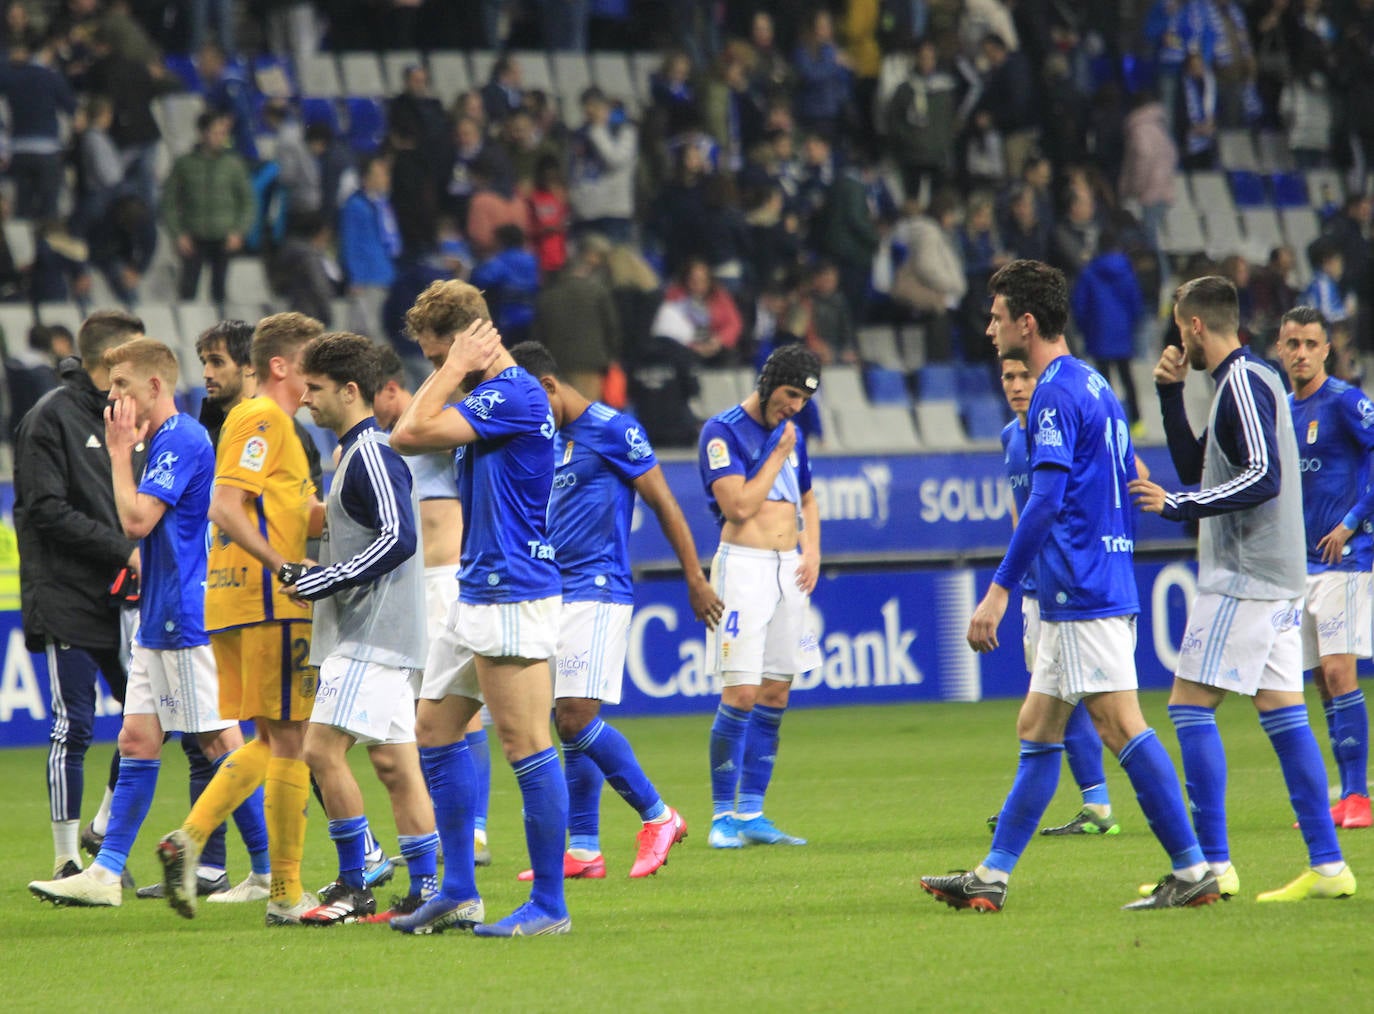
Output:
[1300, 570, 1372, 670]
[424, 565, 461, 643]
[420, 595, 561, 702]
[1175, 591, 1303, 695]
[706, 543, 820, 687]
[1021, 594, 1041, 673]
[310, 654, 419, 746]
[1028, 614, 1138, 704]
[124, 643, 234, 734]
[555, 600, 632, 704]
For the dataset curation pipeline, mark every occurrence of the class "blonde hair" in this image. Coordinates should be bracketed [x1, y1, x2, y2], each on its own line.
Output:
[252, 311, 324, 379]
[405, 279, 491, 343]
[103, 337, 179, 388]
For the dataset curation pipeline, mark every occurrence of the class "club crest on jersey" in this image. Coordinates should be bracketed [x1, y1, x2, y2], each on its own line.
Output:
[239, 435, 268, 471]
[625, 426, 652, 462]
[1359, 397, 1374, 429]
[1307, 419, 1319, 444]
[1035, 407, 1062, 448]
[707, 437, 730, 470]
[562, 440, 575, 465]
[145, 449, 180, 490]
[463, 388, 506, 420]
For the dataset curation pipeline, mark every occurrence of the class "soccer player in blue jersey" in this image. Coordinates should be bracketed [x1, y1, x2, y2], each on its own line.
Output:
[989, 352, 1120, 838]
[1131, 276, 1356, 902]
[29, 339, 228, 907]
[699, 344, 822, 849]
[1277, 307, 1374, 830]
[389, 280, 569, 936]
[271, 333, 440, 925]
[372, 346, 495, 881]
[510, 341, 724, 878]
[921, 259, 1217, 912]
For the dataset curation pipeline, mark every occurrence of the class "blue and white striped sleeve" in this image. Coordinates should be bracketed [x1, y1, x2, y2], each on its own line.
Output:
[293, 441, 417, 600]
[1160, 363, 1280, 522]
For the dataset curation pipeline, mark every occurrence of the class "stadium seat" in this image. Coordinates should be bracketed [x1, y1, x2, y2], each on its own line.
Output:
[426, 51, 471, 104]
[1256, 130, 1293, 172]
[916, 363, 959, 401]
[0, 304, 35, 349]
[1240, 208, 1283, 263]
[1188, 172, 1235, 217]
[691, 368, 743, 419]
[630, 52, 658, 108]
[382, 51, 424, 93]
[1201, 209, 1243, 260]
[831, 404, 921, 452]
[469, 50, 498, 88]
[339, 52, 386, 96]
[35, 303, 82, 336]
[252, 54, 295, 98]
[913, 401, 971, 450]
[137, 303, 183, 362]
[3, 221, 33, 269]
[298, 55, 343, 97]
[157, 93, 206, 158]
[590, 52, 637, 110]
[551, 53, 592, 112]
[511, 50, 554, 93]
[1227, 170, 1267, 208]
[1217, 129, 1259, 172]
[1160, 202, 1205, 255]
[895, 323, 928, 371]
[1271, 171, 1308, 208]
[957, 364, 996, 397]
[1280, 208, 1319, 286]
[176, 386, 207, 416]
[298, 418, 338, 471]
[1305, 169, 1344, 209]
[300, 96, 341, 133]
[863, 366, 909, 405]
[960, 393, 1008, 442]
[226, 259, 270, 307]
[164, 53, 202, 92]
[822, 365, 866, 408]
[857, 324, 902, 369]
[345, 96, 386, 153]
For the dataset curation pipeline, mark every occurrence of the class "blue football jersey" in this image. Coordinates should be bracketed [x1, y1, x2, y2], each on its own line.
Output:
[137, 413, 215, 649]
[450, 366, 561, 604]
[1289, 377, 1374, 573]
[698, 405, 812, 527]
[1027, 356, 1139, 621]
[549, 403, 657, 603]
[1001, 418, 1037, 598]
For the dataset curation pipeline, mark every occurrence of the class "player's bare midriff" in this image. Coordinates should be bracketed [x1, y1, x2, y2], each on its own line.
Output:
[721, 499, 800, 553]
[420, 499, 462, 568]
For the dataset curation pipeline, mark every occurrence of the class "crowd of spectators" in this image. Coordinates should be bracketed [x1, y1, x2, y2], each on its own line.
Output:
[0, 0, 1371, 448]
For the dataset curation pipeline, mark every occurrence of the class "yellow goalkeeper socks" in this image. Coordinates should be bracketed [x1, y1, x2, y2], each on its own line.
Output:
[265, 756, 311, 904]
[182, 738, 270, 848]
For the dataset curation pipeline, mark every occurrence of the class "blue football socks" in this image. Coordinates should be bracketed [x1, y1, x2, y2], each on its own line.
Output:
[574, 717, 665, 822]
[709, 703, 749, 818]
[183, 737, 226, 872]
[93, 757, 160, 877]
[984, 741, 1063, 874]
[420, 741, 478, 902]
[328, 815, 370, 890]
[738, 704, 784, 818]
[513, 748, 569, 918]
[466, 728, 491, 837]
[1330, 690, 1369, 798]
[1118, 727, 1207, 872]
[1063, 701, 1110, 807]
[1260, 704, 1343, 867]
[398, 831, 440, 899]
[1169, 705, 1229, 865]
[562, 733, 605, 855]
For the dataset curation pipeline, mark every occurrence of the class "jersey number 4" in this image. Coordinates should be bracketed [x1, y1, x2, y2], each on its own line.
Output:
[723, 610, 740, 637]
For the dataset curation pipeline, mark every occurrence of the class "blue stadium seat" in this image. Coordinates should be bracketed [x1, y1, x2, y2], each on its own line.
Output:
[961, 394, 1008, 441]
[176, 387, 207, 418]
[864, 366, 909, 405]
[917, 363, 959, 400]
[164, 53, 201, 92]
[957, 364, 996, 397]
[345, 97, 386, 154]
[300, 97, 340, 133]
[1228, 170, 1267, 208]
[1271, 171, 1308, 208]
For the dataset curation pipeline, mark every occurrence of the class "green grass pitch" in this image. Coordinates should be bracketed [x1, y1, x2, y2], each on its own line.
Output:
[0, 689, 1369, 1012]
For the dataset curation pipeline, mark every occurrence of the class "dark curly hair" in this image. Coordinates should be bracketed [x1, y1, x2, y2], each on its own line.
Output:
[988, 259, 1069, 339]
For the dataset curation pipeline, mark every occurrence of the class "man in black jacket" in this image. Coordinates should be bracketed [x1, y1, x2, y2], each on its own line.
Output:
[15, 309, 144, 881]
